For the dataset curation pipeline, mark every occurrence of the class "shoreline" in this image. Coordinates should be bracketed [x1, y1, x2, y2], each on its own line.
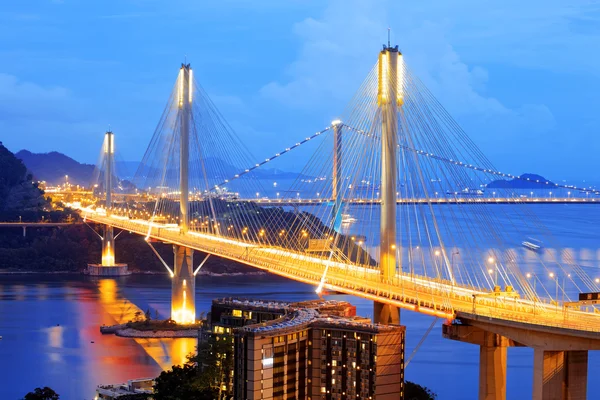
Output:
[101, 322, 200, 338]
[0, 269, 268, 276]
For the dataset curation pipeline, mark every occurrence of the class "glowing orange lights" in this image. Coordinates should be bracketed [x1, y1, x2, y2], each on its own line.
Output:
[102, 241, 115, 266]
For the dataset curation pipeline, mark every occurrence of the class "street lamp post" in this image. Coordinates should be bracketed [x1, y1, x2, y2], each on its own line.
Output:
[451, 250, 459, 285]
[526, 273, 537, 313]
[549, 272, 558, 310]
[488, 257, 498, 288]
[568, 191, 571, 199]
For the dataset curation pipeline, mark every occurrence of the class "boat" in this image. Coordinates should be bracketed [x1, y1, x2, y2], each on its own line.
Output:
[522, 237, 543, 252]
[341, 214, 357, 224]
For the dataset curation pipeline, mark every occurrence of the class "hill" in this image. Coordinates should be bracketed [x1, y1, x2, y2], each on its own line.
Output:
[486, 173, 556, 189]
[0, 143, 48, 213]
[15, 150, 95, 186]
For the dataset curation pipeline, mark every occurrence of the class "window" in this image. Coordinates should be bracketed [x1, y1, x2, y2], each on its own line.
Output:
[232, 309, 242, 317]
[321, 387, 326, 393]
[332, 360, 337, 366]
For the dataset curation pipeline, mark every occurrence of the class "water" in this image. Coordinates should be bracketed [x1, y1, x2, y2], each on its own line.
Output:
[2, 204, 600, 399]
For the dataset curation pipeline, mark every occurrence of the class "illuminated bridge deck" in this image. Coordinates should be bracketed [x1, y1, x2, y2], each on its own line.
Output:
[247, 197, 600, 206]
[80, 209, 600, 338]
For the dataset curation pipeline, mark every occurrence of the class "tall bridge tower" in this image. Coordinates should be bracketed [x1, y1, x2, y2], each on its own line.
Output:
[171, 63, 196, 324]
[87, 130, 129, 276]
[374, 44, 403, 325]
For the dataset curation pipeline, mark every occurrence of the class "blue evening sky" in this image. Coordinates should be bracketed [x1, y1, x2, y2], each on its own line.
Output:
[1, 1, 599, 181]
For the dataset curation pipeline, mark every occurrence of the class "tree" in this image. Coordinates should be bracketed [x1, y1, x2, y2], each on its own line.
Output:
[22, 387, 60, 400]
[194, 333, 234, 398]
[405, 381, 437, 400]
[153, 362, 217, 400]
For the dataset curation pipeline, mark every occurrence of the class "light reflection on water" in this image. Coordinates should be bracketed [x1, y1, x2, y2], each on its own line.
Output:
[95, 278, 196, 370]
[0, 275, 194, 399]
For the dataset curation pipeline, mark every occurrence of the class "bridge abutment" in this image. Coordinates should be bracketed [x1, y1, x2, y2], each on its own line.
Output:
[444, 316, 598, 400]
[532, 349, 587, 400]
[171, 245, 195, 324]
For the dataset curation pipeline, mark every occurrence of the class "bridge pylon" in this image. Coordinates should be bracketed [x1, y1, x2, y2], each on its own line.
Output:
[87, 130, 129, 276]
[171, 63, 196, 324]
[375, 44, 402, 325]
[331, 120, 343, 231]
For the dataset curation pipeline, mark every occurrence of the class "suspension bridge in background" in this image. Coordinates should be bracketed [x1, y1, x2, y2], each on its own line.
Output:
[64, 44, 600, 400]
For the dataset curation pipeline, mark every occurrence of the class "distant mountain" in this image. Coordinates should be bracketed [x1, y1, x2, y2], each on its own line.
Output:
[15, 150, 95, 186]
[486, 173, 556, 189]
[135, 156, 311, 182]
[15, 150, 309, 188]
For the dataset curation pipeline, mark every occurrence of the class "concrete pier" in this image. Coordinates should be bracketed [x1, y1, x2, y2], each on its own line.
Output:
[171, 245, 195, 324]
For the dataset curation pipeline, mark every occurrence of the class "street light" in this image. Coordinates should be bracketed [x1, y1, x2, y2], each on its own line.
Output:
[568, 191, 571, 199]
[549, 191, 552, 199]
[549, 272, 558, 307]
[526, 272, 535, 289]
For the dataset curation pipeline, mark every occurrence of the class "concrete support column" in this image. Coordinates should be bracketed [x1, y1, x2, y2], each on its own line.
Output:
[565, 351, 587, 400]
[22, 226, 26, 237]
[171, 245, 195, 324]
[532, 349, 587, 400]
[479, 332, 507, 400]
[102, 225, 115, 266]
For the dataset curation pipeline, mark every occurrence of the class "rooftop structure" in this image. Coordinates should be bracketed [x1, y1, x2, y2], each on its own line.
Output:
[95, 378, 153, 400]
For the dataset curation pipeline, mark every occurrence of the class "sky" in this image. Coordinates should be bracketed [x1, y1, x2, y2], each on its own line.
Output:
[1, 0, 600, 182]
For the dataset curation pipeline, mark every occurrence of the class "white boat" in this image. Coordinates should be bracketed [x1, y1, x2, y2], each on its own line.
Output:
[522, 237, 543, 252]
[341, 214, 357, 223]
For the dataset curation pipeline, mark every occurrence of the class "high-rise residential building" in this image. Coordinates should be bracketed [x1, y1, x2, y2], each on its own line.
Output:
[233, 304, 404, 400]
[199, 298, 360, 397]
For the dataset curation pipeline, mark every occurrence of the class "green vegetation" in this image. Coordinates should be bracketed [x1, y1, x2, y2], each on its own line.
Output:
[124, 309, 202, 331]
[22, 387, 60, 400]
[406, 381, 437, 400]
[153, 333, 234, 400]
[0, 143, 48, 214]
[153, 361, 218, 400]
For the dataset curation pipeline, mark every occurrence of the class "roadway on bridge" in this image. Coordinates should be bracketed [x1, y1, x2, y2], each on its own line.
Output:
[79, 208, 600, 338]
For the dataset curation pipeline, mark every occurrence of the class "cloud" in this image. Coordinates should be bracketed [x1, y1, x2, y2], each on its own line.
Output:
[0, 73, 105, 161]
[0, 73, 73, 120]
[258, 0, 556, 141]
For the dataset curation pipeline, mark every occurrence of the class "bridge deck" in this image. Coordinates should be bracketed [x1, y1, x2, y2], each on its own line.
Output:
[80, 210, 600, 337]
[248, 197, 600, 206]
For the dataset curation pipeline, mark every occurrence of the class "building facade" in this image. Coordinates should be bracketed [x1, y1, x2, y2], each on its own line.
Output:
[233, 308, 404, 400]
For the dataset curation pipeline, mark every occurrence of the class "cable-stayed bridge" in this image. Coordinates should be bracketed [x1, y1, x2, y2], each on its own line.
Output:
[72, 47, 600, 400]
